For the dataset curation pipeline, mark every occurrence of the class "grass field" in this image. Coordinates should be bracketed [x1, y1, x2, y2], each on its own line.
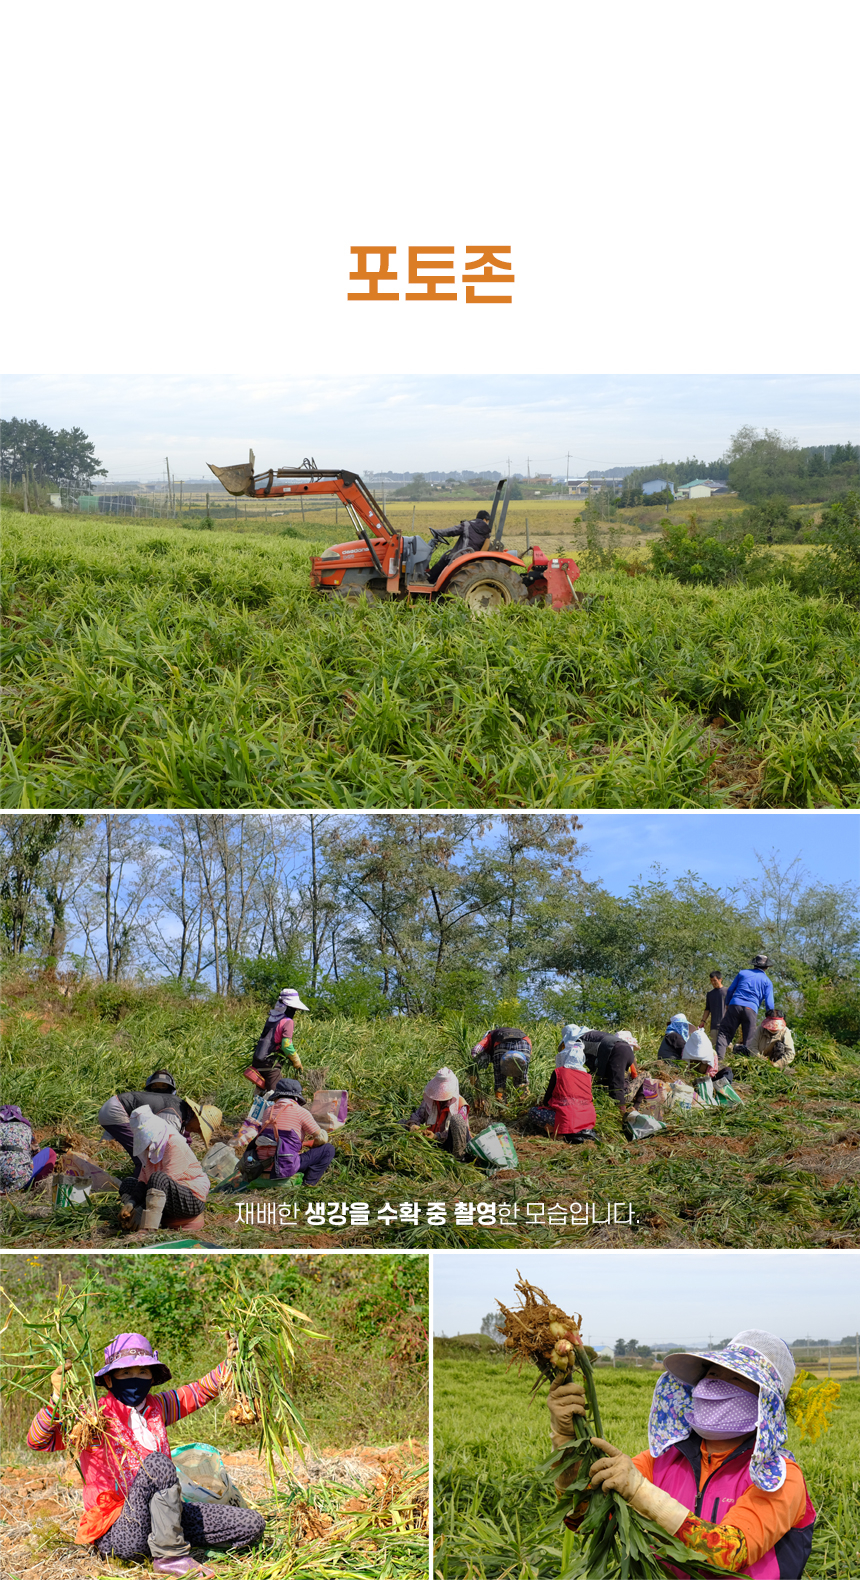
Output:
[1, 978, 857, 1251]
[0, 1253, 428, 1580]
[433, 1352, 860, 1580]
[3, 513, 857, 809]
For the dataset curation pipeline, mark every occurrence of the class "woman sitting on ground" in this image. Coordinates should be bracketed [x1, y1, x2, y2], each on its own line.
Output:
[242, 1078, 335, 1187]
[531, 1025, 598, 1145]
[117, 1109, 216, 1232]
[656, 1014, 691, 1062]
[548, 1329, 816, 1576]
[748, 1012, 796, 1070]
[28, 1331, 264, 1577]
[407, 1068, 471, 1160]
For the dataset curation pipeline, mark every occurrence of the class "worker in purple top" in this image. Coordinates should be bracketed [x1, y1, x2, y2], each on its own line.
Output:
[714, 954, 775, 1062]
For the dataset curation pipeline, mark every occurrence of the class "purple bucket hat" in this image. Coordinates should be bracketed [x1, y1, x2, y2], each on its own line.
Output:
[94, 1332, 171, 1385]
[648, 1329, 795, 1491]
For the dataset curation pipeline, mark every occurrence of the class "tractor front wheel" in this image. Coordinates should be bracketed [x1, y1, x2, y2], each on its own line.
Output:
[444, 562, 527, 612]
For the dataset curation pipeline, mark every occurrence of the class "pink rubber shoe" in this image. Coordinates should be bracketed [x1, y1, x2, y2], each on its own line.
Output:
[152, 1559, 216, 1577]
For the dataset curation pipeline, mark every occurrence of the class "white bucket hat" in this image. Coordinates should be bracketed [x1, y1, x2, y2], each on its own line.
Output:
[279, 988, 309, 1011]
[424, 1067, 459, 1101]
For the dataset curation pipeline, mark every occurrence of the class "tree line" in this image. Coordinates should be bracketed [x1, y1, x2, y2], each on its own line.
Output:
[621, 427, 859, 506]
[1, 814, 857, 1035]
[1, 417, 106, 493]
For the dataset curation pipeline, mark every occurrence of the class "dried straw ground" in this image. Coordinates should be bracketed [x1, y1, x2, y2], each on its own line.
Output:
[1, 1439, 428, 1579]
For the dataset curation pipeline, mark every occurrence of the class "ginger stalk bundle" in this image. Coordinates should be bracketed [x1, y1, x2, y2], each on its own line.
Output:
[218, 1268, 327, 1489]
[1, 1275, 107, 1461]
[497, 1273, 747, 1580]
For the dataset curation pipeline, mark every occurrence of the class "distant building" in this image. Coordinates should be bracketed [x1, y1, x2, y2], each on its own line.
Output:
[567, 476, 623, 497]
[676, 478, 728, 499]
[530, 473, 554, 484]
[642, 478, 675, 496]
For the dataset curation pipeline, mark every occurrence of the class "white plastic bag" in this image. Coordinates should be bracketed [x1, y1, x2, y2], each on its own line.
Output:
[624, 1111, 666, 1141]
[682, 1028, 716, 1063]
[172, 1443, 248, 1507]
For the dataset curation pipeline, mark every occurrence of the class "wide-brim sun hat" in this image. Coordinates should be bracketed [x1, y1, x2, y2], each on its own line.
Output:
[617, 1030, 640, 1049]
[279, 989, 310, 1011]
[183, 1098, 222, 1148]
[424, 1067, 459, 1101]
[94, 1332, 171, 1385]
[648, 1329, 795, 1492]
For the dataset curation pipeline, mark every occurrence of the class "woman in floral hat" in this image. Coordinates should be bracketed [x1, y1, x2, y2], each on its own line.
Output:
[27, 1332, 264, 1576]
[548, 1328, 817, 1576]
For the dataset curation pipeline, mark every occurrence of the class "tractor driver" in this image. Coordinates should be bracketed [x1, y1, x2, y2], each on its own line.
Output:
[428, 510, 492, 582]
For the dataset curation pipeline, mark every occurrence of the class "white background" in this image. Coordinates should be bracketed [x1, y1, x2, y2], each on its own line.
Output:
[3, 1, 858, 373]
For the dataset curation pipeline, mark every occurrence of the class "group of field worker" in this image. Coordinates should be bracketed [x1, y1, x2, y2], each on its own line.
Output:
[93, 989, 340, 1235]
[405, 955, 795, 1161]
[40, 957, 797, 1226]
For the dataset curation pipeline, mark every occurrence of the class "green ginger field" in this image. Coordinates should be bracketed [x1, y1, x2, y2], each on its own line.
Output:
[2, 514, 858, 808]
[433, 1350, 860, 1580]
[1, 978, 858, 1251]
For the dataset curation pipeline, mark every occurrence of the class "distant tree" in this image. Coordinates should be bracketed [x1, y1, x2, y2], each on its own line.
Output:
[480, 1312, 504, 1343]
[507, 481, 523, 499]
[0, 814, 86, 960]
[0, 416, 106, 491]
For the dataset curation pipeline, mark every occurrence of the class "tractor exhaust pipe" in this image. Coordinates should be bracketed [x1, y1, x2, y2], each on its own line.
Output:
[207, 449, 256, 496]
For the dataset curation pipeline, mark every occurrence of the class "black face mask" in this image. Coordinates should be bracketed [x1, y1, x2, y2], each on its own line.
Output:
[110, 1376, 153, 1409]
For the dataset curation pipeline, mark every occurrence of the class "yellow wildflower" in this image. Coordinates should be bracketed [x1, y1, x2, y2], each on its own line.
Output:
[785, 1370, 841, 1442]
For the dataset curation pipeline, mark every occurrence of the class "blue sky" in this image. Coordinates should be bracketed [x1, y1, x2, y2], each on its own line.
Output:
[575, 812, 856, 897]
[432, 1252, 860, 1347]
[3, 374, 857, 480]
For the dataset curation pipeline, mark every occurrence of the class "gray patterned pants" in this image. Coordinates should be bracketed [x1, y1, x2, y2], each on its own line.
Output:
[95, 1452, 264, 1559]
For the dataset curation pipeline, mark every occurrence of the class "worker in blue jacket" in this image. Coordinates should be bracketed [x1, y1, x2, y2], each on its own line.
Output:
[714, 954, 775, 1061]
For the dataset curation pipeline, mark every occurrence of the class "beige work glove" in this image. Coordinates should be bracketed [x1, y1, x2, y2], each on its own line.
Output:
[547, 1378, 588, 1448]
[548, 1379, 588, 1495]
[589, 1437, 688, 1534]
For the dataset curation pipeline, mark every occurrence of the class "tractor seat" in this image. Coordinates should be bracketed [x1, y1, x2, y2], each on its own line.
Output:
[402, 535, 433, 577]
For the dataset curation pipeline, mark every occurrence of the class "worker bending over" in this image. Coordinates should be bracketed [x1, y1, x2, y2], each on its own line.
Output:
[471, 1025, 533, 1102]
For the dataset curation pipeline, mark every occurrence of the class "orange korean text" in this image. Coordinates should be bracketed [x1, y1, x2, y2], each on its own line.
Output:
[348, 246, 514, 302]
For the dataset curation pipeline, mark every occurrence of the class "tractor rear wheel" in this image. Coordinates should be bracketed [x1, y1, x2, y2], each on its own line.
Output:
[445, 561, 527, 612]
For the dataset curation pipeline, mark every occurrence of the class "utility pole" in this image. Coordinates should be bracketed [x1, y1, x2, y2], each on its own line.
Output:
[527, 457, 531, 480]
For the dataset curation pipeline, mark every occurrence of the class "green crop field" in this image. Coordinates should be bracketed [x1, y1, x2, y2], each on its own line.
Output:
[1, 979, 857, 1251]
[2, 514, 857, 809]
[433, 1352, 860, 1580]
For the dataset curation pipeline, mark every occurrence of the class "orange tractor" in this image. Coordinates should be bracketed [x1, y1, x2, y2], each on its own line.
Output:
[208, 454, 581, 612]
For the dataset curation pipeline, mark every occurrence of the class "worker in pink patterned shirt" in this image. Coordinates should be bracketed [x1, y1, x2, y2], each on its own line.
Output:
[27, 1332, 264, 1575]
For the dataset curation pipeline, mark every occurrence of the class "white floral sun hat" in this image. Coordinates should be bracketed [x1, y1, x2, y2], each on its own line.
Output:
[648, 1329, 795, 1491]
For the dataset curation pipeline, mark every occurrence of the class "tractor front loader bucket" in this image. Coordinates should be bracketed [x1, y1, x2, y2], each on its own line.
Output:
[207, 449, 256, 495]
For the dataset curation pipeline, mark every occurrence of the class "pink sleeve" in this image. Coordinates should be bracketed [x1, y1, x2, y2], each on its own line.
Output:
[273, 1016, 294, 1046]
[154, 1363, 226, 1427]
[27, 1404, 65, 1452]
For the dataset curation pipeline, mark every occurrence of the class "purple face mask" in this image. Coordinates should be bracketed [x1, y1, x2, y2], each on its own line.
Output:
[687, 1375, 760, 1439]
